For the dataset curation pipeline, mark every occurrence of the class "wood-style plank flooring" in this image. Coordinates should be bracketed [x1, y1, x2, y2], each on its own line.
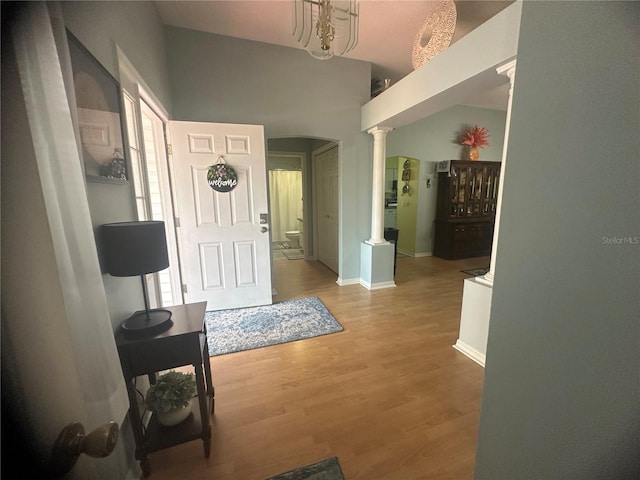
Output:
[146, 255, 488, 480]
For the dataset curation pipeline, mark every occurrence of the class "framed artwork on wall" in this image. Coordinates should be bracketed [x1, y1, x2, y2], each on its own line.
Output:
[66, 30, 128, 184]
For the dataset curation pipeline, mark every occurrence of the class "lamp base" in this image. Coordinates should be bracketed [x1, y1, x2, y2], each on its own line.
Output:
[120, 309, 173, 338]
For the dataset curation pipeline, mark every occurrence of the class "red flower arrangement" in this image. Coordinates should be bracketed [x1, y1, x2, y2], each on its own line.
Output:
[458, 126, 490, 148]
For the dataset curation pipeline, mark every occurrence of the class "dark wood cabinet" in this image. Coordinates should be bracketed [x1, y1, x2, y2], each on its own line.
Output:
[433, 160, 501, 259]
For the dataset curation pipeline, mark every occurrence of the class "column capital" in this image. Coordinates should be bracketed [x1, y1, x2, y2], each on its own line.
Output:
[367, 126, 394, 137]
[496, 59, 517, 82]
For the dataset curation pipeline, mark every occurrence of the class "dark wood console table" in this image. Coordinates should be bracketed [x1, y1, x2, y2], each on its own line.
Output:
[115, 302, 214, 476]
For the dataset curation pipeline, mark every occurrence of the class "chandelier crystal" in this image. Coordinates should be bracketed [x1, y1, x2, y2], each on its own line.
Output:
[293, 0, 359, 60]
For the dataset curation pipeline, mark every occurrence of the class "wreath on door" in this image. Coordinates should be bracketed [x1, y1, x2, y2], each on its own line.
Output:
[207, 155, 238, 192]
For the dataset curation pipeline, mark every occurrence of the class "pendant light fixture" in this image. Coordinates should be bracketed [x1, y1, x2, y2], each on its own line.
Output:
[292, 0, 359, 60]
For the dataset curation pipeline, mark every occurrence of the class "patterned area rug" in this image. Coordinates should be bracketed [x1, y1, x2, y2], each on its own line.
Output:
[461, 266, 489, 277]
[264, 457, 345, 480]
[205, 297, 343, 356]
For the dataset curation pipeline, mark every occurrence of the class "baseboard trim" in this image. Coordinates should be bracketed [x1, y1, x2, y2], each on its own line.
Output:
[359, 279, 396, 290]
[453, 340, 486, 367]
[337, 277, 360, 286]
[396, 250, 432, 258]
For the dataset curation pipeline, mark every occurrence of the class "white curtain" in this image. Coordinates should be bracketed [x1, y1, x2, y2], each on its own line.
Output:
[269, 170, 302, 243]
[12, 2, 128, 425]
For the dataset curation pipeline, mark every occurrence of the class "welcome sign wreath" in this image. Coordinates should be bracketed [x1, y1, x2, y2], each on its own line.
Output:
[207, 155, 238, 192]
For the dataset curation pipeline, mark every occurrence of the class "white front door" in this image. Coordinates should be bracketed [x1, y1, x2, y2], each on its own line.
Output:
[315, 144, 339, 273]
[169, 121, 272, 310]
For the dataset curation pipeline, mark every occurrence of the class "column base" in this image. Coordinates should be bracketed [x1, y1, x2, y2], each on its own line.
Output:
[365, 239, 389, 246]
[453, 277, 493, 366]
[359, 241, 396, 290]
[475, 271, 494, 286]
[453, 340, 486, 367]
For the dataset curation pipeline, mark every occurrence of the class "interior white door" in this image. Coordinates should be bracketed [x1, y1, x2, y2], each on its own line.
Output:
[170, 121, 272, 310]
[315, 145, 339, 273]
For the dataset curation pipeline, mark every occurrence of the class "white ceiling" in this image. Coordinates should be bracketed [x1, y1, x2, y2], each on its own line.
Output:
[155, 0, 514, 109]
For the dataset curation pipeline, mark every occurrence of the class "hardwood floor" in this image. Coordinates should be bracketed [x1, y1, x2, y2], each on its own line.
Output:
[146, 255, 489, 480]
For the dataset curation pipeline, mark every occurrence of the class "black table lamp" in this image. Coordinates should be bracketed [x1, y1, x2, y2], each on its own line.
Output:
[101, 221, 173, 337]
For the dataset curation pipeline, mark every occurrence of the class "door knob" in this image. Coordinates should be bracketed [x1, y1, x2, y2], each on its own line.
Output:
[261, 226, 268, 233]
[51, 421, 119, 476]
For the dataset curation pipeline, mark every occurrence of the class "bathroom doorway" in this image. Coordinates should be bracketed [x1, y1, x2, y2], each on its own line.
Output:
[267, 138, 335, 298]
[268, 152, 305, 262]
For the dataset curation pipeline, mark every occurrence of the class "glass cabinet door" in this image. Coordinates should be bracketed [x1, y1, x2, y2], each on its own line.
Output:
[446, 162, 501, 219]
[449, 163, 469, 217]
[482, 165, 500, 215]
[467, 165, 484, 216]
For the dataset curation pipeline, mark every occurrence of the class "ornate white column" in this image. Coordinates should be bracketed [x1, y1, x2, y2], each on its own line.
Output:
[478, 60, 517, 286]
[366, 126, 393, 244]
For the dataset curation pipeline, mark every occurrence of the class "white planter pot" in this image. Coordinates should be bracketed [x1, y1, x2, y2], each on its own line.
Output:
[156, 401, 192, 427]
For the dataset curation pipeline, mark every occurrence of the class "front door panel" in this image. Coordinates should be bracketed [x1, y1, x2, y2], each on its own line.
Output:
[170, 121, 272, 310]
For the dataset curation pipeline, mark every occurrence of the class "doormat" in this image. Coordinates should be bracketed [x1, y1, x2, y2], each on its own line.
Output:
[205, 297, 343, 356]
[264, 457, 345, 480]
[461, 267, 489, 277]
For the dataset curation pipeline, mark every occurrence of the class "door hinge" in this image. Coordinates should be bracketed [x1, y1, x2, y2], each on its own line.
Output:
[167, 144, 173, 156]
[175, 217, 180, 228]
[182, 284, 188, 294]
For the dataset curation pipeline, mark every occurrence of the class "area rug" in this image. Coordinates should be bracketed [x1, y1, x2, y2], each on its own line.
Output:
[461, 266, 489, 276]
[264, 457, 345, 480]
[205, 297, 343, 356]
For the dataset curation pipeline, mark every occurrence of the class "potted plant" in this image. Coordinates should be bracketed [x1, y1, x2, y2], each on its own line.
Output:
[145, 371, 196, 427]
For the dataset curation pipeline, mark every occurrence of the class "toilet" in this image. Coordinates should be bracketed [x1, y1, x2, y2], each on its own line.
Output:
[285, 231, 301, 249]
[285, 218, 304, 250]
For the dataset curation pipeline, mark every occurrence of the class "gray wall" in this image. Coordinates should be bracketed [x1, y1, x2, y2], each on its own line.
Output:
[387, 105, 506, 163]
[165, 27, 370, 139]
[62, 0, 172, 328]
[61, 0, 172, 110]
[165, 27, 373, 280]
[475, 2, 640, 478]
[387, 105, 507, 254]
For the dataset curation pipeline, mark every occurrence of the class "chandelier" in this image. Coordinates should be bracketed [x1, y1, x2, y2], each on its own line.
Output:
[292, 0, 359, 60]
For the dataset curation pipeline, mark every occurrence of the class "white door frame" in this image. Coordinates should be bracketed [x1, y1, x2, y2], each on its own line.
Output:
[117, 47, 183, 307]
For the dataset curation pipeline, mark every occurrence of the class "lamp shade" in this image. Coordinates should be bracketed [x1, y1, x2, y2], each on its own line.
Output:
[101, 221, 169, 277]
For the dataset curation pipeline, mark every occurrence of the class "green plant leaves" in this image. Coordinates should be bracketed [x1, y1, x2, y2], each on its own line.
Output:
[144, 371, 196, 414]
